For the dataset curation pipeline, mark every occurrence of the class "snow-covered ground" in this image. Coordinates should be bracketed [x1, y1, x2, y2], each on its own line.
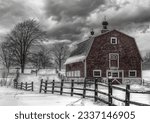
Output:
[0, 87, 103, 106]
[0, 69, 150, 106]
[112, 84, 150, 106]
[142, 70, 150, 81]
[17, 69, 61, 92]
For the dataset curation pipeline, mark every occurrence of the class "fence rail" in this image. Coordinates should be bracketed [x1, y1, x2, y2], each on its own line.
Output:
[142, 79, 150, 87]
[14, 81, 34, 91]
[39, 79, 150, 106]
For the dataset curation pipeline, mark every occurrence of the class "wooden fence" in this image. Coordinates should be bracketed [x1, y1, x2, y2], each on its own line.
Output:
[142, 79, 150, 87]
[14, 81, 34, 91]
[39, 79, 150, 106]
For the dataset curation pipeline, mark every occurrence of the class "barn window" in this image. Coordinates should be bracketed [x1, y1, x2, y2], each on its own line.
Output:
[111, 37, 118, 44]
[129, 70, 137, 77]
[67, 71, 71, 77]
[66, 72, 69, 77]
[107, 70, 123, 78]
[93, 70, 101, 77]
[77, 71, 80, 77]
[112, 72, 119, 77]
[74, 71, 77, 77]
[74, 71, 80, 77]
[69, 72, 71, 77]
[71, 71, 74, 77]
[109, 53, 119, 69]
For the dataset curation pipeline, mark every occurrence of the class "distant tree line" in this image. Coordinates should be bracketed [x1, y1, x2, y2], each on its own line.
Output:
[0, 19, 69, 73]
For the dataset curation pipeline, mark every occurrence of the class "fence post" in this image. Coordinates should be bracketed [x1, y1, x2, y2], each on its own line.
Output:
[52, 80, 55, 94]
[32, 82, 34, 91]
[94, 78, 98, 102]
[44, 80, 48, 93]
[94, 79, 98, 102]
[39, 79, 43, 93]
[26, 82, 28, 91]
[108, 79, 112, 106]
[16, 81, 18, 89]
[71, 80, 74, 96]
[21, 82, 23, 90]
[83, 79, 86, 98]
[142, 79, 144, 86]
[60, 79, 64, 95]
[125, 84, 130, 106]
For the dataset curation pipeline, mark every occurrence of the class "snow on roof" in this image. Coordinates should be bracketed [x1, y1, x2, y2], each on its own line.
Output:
[69, 37, 94, 58]
[64, 55, 86, 65]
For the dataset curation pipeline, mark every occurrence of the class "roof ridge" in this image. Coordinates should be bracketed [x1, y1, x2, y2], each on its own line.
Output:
[77, 30, 112, 45]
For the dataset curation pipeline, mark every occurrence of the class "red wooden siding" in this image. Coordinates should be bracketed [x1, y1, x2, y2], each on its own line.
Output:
[86, 30, 141, 78]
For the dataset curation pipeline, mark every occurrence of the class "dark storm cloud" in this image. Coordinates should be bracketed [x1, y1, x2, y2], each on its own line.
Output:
[0, 0, 150, 50]
[46, 20, 88, 41]
[107, 2, 150, 32]
[0, 0, 38, 30]
[44, 0, 105, 21]
[44, 0, 150, 42]
[44, 0, 105, 41]
[0, 0, 25, 27]
[111, 7, 150, 25]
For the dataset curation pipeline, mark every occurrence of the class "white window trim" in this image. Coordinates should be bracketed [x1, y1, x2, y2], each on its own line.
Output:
[93, 70, 102, 77]
[111, 37, 118, 44]
[107, 70, 124, 79]
[77, 70, 80, 77]
[112, 71, 119, 78]
[129, 70, 137, 77]
[66, 72, 69, 77]
[109, 53, 119, 69]
[74, 71, 77, 77]
[68, 71, 71, 77]
[71, 71, 74, 77]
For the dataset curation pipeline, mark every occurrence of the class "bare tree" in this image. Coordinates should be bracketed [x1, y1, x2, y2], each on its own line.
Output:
[29, 45, 52, 69]
[0, 41, 13, 73]
[143, 52, 150, 62]
[51, 43, 69, 71]
[5, 19, 46, 73]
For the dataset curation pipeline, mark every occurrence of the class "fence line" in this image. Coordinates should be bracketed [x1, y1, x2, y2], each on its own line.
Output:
[14, 81, 34, 91]
[39, 79, 150, 106]
[142, 79, 150, 87]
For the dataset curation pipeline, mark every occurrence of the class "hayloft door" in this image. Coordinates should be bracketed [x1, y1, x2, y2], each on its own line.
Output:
[109, 53, 119, 69]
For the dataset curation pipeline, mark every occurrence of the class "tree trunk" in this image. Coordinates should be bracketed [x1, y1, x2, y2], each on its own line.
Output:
[59, 60, 61, 71]
[21, 60, 25, 73]
[21, 65, 25, 73]
[59, 65, 61, 71]
[21, 54, 26, 73]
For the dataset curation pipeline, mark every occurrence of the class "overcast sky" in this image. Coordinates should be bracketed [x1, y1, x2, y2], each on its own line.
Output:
[0, 0, 150, 53]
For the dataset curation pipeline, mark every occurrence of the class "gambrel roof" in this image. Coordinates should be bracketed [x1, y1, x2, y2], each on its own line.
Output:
[64, 37, 95, 65]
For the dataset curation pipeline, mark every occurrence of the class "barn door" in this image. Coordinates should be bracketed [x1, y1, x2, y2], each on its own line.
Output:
[107, 70, 123, 84]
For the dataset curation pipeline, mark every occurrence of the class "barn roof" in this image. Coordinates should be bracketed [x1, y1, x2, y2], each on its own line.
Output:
[64, 29, 142, 65]
[64, 30, 112, 65]
[64, 37, 94, 65]
[70, 37, 94, 57]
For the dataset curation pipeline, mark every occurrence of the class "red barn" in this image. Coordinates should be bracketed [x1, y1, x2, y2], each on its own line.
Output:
[64, 20, 142, 84]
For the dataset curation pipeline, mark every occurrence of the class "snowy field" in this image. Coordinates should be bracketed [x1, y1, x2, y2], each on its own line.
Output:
[112, 84, 150, 105]
[0, 87, 103, 106]
[0, 69, 150, 106]
[142, 70, 150, 81]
